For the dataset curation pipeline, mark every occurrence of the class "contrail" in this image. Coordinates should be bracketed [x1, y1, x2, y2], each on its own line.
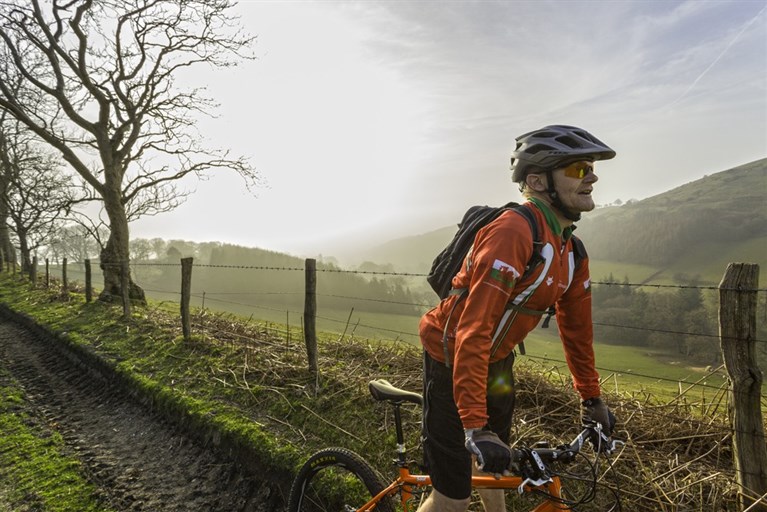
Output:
[668, 2, 766, 108]
[616, 3, 766, 133]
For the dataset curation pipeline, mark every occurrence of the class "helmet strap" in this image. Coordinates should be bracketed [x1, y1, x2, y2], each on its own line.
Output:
[545, 169, 581, 222]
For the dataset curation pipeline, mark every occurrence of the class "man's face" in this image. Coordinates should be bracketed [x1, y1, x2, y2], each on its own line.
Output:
[552, 161, 599, 213]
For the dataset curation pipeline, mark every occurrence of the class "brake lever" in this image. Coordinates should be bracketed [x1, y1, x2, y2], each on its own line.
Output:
[517, 476, 554, 495]
[515, 449, 553, 494]
[594, 424, 625, 455]
[607, 439, 625, 453]
[582, 420, 621, 454]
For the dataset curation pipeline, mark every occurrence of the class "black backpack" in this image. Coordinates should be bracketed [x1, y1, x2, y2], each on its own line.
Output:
[426, 201, 586, 362]
[427, 202, 544, 299]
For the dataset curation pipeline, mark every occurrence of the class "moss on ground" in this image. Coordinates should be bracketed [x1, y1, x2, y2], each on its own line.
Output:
[0, 274, 420, 490]
[0, 367, 114, 512]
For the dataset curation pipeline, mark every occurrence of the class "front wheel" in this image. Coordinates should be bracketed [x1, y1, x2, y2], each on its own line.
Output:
[288, 447, 395, 512]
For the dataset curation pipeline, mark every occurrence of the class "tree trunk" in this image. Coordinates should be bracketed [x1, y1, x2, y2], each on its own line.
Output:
[98, 186, 145, 305]
[0, 188, 13, 267]
[17, 227, 31, 273]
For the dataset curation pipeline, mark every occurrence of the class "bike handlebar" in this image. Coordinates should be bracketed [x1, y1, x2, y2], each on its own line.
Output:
[508, 423, 624, 493]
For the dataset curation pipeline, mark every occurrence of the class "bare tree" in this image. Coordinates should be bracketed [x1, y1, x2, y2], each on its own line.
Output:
[0, 0, 261, 313]
[0, 116, 75, 272]
[43, 223, 105, 264]
[0, 152, 12, 268]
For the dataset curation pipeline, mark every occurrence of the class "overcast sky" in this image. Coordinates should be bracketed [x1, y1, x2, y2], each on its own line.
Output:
[130, 0, 767, 259]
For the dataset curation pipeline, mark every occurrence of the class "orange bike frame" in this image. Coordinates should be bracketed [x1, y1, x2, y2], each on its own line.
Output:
[358, 465, 568, 512]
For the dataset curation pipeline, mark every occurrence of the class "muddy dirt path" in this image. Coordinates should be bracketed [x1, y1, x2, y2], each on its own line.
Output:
[0, 319, 277, 511]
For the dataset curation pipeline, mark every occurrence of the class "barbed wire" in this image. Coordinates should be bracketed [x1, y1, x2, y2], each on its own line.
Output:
[192, 294, 298, 315]
[594, 321, 767, 345]
[83, 285, 767, 402]
[126, 286, 767, 345]
[40, 260, 767, 292]
[593, 281, 735, 292]
[313, 313, 420, 339]
[203, 291, 302, 297]
[32, 270, 767, 345]
[317, 293, 433, 308]
[520, 360, 767, 439]
[5, 272, 767, 403]
[523, 353, 767, 399]
[123, 290, 766, 388]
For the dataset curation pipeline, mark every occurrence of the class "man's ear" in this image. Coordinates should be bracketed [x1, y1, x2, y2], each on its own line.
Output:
[525, 173, 547, 192]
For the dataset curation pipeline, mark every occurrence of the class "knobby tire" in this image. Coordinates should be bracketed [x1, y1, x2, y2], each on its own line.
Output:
[288, 447, 395, 512]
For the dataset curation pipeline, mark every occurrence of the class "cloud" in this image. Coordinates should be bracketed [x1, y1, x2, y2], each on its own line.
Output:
[130, 0, 766, 255]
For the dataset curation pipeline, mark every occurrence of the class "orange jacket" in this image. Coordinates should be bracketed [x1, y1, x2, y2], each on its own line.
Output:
[419, 200, 601, 429]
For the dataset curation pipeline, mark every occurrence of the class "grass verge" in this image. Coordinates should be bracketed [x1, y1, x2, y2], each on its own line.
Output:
[0, 366, 113, 512]
[0, 273, 751, 511]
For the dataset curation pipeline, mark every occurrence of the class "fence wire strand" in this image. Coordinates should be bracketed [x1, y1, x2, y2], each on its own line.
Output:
[22, 258, 767, 394]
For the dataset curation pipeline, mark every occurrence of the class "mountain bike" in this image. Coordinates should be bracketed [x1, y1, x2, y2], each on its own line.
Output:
[288, 379, 624, 511]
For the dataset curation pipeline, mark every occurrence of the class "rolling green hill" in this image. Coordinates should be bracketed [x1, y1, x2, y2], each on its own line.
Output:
[357, 158, 767, 285]
[577, 158, 767, 284]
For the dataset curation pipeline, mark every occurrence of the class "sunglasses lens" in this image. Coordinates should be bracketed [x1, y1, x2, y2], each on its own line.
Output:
[564, 164, 592, 179]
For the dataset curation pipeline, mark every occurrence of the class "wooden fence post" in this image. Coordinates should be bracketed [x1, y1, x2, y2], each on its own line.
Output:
[84, 259, 92, 303]
[29, 256, 37, 285]
[719, 263, 767, 511]
[180, 257, 193, 342]
[304, 258, 318, 378]
[62, 257, 68, 297]
[45, 258, 49, 288]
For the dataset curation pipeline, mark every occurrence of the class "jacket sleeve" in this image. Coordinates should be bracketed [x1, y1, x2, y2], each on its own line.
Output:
[555, 254, 601, 400]
[452, 214, 534, 429]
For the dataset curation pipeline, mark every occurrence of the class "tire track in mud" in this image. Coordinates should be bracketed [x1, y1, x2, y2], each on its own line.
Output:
[0, 319, 277, 511]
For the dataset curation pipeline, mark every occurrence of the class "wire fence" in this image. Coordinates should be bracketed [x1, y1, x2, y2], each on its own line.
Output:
[6, 255, 767, 508]
[35, 258, 767, 393]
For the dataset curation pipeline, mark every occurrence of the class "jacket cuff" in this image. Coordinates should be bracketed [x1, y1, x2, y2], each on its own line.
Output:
[461, 419, 487, 430]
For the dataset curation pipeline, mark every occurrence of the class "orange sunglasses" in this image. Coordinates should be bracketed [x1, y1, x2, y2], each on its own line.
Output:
[561, 161, 594, 179]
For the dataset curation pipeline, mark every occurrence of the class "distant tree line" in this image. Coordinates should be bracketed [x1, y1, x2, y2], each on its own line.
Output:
[591, 273, 766, 368]
[125, 240, 422, 317]
[582, 209, 766, 266]
[32, 231, 767, 368]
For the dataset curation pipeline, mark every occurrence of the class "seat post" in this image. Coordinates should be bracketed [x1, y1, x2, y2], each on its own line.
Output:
[393, 402, 407, 463]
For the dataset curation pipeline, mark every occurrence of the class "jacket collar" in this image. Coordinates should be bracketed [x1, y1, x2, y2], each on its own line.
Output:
[527, 197, 575, 240]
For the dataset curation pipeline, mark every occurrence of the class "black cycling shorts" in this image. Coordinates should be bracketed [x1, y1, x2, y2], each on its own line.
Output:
[421, 350, 516, 500]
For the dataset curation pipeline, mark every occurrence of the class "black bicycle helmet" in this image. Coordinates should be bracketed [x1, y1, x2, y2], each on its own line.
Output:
[510, 125, 616, 182]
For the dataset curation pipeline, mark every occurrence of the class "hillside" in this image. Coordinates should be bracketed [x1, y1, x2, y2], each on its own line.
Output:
[577, 159, 767, 270]
[355, 158, 767, 284]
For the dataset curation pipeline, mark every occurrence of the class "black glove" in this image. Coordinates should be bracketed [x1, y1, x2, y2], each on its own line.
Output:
[464, 426, 512, 474]
[582, 397, 614, 436]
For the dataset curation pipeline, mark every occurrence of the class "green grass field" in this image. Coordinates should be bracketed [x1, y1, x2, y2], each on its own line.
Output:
[589, 260, 660, 284]
[518, 329, 733, 404]
[142, 288, 763, 407]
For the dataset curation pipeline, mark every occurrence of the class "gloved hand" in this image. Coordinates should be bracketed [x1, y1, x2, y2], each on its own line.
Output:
[581, 397, 614, 436]
[464, 426, 512, 475]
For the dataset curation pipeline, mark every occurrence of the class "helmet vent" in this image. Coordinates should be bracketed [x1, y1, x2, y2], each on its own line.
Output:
[525, 143, 555, 155]
[555, 135, 582, 149]
[573, 130, 596, 143]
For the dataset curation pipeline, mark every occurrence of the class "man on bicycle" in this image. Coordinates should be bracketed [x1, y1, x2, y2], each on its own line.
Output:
[418, 125, 616, 512]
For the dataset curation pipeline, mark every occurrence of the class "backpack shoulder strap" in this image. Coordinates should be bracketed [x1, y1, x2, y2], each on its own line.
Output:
[571, 234, 587, 269]
[510, 205, 545, 281]
[539, 233, 588, 330]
